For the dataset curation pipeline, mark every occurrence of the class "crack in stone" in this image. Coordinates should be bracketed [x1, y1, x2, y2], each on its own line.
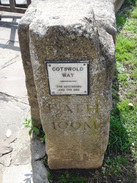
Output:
[1, 148, 13, 157]
[35, 154, 46, 162]
[9, 138, 17, 144]
[0, 55, 19, 71]
[0, 92, 29, 105]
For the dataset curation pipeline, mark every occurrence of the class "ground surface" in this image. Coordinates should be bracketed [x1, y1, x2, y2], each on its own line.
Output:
[0, 12, 33, 183]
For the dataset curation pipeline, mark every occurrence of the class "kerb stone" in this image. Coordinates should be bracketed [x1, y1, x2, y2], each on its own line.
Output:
[19, 0, 119, 169]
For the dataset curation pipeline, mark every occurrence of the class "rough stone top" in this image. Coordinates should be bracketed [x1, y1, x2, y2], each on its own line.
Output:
[20, 0, 116, 37]
[35, 0, 115, 25]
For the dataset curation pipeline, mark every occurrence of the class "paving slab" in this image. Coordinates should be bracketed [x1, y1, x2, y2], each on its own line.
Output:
[0, 56, 28, 100]
[0, 48, 19, 67]
[2, 164, 33, 183]
[0, 12, 33, 183]
[0, 92, 30, 139]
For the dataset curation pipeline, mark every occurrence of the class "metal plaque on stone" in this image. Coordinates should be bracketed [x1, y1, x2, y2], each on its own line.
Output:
[45, 61, 89, 96]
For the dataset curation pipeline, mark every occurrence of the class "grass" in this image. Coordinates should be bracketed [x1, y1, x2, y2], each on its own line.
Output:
[123, 19, 137, 33]
[27, 0, 137, 182]
[105, 1, 137, 181]
[115, 35, 137, 64]
[46, 170, 86, 183]
[131, 9, 137, 17]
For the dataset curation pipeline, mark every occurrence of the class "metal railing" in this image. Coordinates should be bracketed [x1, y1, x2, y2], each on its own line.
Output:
[0, 0, 31, 13]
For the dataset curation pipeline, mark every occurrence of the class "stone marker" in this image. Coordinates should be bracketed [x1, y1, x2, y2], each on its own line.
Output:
[18, 0, 124, 170]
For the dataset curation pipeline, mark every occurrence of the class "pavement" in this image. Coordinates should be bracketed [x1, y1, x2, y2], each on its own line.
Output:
[0, 11, 33, 183]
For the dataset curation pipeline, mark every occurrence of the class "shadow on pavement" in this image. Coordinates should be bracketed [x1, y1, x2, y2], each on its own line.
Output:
[24, 172, 33, 183]
[0, 15, 21, 51]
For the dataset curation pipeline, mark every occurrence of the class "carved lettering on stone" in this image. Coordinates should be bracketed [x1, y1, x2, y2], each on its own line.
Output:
[47, 104, 93, 115]
[52, 120, 92, 131]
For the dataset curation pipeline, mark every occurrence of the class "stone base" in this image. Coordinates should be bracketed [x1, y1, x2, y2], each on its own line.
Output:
[48, 156, 104, 170]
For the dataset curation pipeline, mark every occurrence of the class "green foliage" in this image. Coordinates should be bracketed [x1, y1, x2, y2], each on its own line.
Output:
[40, 134, 46, 143]
[57, 173, 86, 183]
[116, 14, 126, 30]
[125, 0, 137, 5]
[116, 35, 136, 64]
[104, 2, 137, 180]
[123, 19, 137, 33]
[116, 62, 125, 74]
[131, 6, 137, 17]
[23, 119, 45, 143]
[23, 118, 31, 127]
[104, 156, 128, 175]
[131, 8, 137, 17]
[109, 89, 137, 156]
[116, 5, 132, 32]
[47, 170, 86, 183]
[47, 171, 53, 183]
[118, 73, 128, 86]
[108, 106, 130, 154]
[41, 155, 48, 165]
[130, 68, 137, 80]
[117, 101, 137, 151]
[126, 91, 136, 99]
[23, 119, 39, 136]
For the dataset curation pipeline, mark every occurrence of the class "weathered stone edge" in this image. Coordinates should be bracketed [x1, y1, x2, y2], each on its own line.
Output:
[18, 4, 41, 126]
[115, 0, 125, 13]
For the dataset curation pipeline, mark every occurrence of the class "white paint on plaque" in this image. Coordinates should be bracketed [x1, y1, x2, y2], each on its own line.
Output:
[46, 61, 89, 95]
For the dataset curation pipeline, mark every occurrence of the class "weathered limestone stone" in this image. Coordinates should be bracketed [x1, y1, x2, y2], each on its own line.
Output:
[115, 0, 125, 13]
[18, 1, 41, 126]
[31, 133, 49, 183]
[31, 132, 46, 161]
[18, 0, 124, 169]
[32, 161, 49, 183]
